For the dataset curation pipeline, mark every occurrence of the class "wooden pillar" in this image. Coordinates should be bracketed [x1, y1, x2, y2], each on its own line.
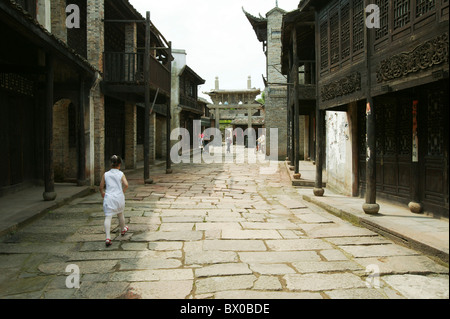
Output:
[314, 107, 324, 196]
[290, 104, 294, 167]
[293, 28, 300, 178]
[408, 99, 423, 213]
[286, 87, 291, 162]
[362, 16, 379, 214]
[144, 11, 153, 184]
[43, 53, 56, 201]
[166, 42, 173, 174]
[77, 78, 87, 186]
[313, 11, 324, 197]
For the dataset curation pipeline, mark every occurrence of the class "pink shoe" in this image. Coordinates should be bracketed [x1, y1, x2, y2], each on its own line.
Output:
[121, 226, 129, 236]
[105, 239, 112, 247]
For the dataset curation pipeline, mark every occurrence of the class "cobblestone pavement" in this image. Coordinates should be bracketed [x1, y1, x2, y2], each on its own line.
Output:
[0, 146, 448, 299]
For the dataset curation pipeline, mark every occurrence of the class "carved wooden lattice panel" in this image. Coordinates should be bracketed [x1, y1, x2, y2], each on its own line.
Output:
[394, 0, 411, 29]
[427, 89, 445, 156]
[375, 0, 390, 40]
[340, 1, 351, 59]
[416, 0, 436, 18]
[352, 0, 365, 53]
[320, 20, 329, 70]
[330, 9, 340, 65]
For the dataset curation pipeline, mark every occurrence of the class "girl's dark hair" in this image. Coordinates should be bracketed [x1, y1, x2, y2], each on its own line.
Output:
[110, 155, 122, 168]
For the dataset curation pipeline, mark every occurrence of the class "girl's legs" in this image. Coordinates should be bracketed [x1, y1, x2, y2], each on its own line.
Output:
[104, 215, 113, 240]
[117, 212, 126, 230]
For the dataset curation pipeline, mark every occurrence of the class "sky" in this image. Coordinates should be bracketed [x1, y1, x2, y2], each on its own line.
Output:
[129, 0, 302, 102]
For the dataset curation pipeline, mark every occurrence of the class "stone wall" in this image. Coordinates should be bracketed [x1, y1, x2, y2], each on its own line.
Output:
[264, 8, 287, 160]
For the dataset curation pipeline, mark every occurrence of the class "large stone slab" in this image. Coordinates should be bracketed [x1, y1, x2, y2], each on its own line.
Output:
[131, 231, 203, 242]
[110, 269, 194, 282]
[265, 239, 333, 251]
[185, 251, 238, 265]
[292, 261, 364, 274]
[195, 275, 256, 294]
[126, 280, 193, 299]
[284, 273, 367, 291]
[222, 229, 282, 240]
[238, 251, 320, 263]
[240, 222, 299, 230]
[214, 290, 322, 299]
[339, 244, 419, 258]
[382, 274, 449, 299]
[203, 240, 267, 251]
[355, 255, 449, 275]
[195, 263, 253, 277]
[299, 224, 377, 238]
[326, 288, 388, 299]
[249, 263, 297, 275]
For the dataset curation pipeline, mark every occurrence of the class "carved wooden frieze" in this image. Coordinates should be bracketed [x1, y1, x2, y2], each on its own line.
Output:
[376, 33, 449, 83]
[321, 72, 361, 101]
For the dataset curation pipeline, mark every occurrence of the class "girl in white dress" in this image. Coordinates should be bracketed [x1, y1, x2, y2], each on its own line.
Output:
[100, 155, 129, 247]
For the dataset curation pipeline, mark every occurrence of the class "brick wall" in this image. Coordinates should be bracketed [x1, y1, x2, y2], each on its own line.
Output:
[53, 99, 77, 181]
[264, 9, 287, 160]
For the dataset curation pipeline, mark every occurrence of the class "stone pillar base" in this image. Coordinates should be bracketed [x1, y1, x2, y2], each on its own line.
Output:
[293, 173, 301, 179]
[43, 192, 57, 201]
[363, 203, 380, 215]
[144, 178, 153, 185]
[313, 188, 325, 197]
[408, 201, 423, 214]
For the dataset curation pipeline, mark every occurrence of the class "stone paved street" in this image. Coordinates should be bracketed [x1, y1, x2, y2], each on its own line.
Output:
[0, 146, 448, 299]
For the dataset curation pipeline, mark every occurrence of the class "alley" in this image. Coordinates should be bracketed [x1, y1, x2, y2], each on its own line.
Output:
[0, 146, 448, 299]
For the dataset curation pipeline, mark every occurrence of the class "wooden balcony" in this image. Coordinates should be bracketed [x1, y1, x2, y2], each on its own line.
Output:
[179, 95, 203, 114]
[103, 51, 171, 96]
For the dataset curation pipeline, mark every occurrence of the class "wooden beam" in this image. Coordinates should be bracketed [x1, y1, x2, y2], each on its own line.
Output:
[144, 11, 152, 184]
[43, 53, 56, 201]
[293, 27, 300, 176]
[77, 78, 87, 186]
[313, 10, 324, 197]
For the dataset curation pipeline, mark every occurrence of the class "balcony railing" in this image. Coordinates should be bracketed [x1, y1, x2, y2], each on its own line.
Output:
[103, 52, 170, 94]
[180, 95, 203, 113]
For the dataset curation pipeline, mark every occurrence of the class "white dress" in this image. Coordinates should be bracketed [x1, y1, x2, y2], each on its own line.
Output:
[103, 169, 125, 217]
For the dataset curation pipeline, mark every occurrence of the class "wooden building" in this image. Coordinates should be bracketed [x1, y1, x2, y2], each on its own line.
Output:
[0, 0, 174, 201]
[0, 0, 98, 199]
[102, 0, 173, 179]
[281, 8, 317, 178]
[291, 0, 449, 217]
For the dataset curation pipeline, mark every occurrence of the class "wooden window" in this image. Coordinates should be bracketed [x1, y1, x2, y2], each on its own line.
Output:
[320, 20, 329, 70]
[416, 0, 436, 17]
[330, 9, 340, 65]
[375, 0, 390, 40]
[393, 0, 411, 29]
[340, 1, 351, 60]
[352, 0, 365, 53]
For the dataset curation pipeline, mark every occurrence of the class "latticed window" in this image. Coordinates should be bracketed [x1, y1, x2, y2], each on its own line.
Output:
[352, 0, 365, 53]
[375, 0, 389, 40]
[330, 9, 340, 65]
[340, 1, 351, 59]
[394, 0, 411, 29]
[416, 0, 436, 17]
[320, 20, 329, 70]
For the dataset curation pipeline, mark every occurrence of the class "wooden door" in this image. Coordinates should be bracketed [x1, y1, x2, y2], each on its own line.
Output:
[420, 82, 449, 216]
[105, 98, 125, 165]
